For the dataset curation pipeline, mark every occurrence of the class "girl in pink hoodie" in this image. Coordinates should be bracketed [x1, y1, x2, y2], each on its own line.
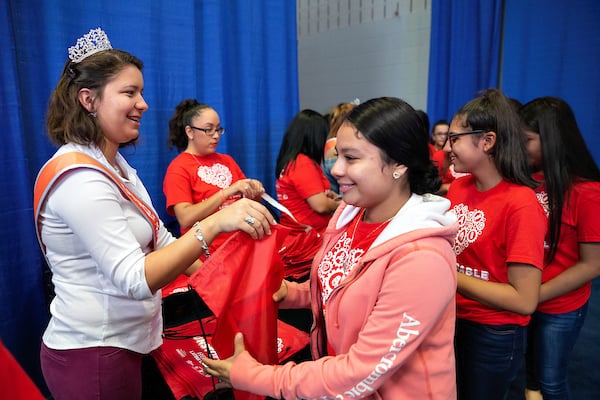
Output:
[204, 97, 458, 399]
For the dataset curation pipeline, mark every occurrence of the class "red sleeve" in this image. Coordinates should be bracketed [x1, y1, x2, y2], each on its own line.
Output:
[163, 154, 195, 216]
[573, 182, 600, 242]
[505, 187, 547, 270]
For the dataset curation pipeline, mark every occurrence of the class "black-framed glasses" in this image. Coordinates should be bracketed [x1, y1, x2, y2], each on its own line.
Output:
[443, 130, 488, 148]
[189, 126, 225, 137]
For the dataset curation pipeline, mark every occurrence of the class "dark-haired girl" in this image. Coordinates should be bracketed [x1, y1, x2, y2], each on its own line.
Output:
[443, 89, 547, 400]
[275, 109, 341, 232]
[519, 96, 600, 400]
[162, 100, 266, 292]
[203, 97, 459, 399]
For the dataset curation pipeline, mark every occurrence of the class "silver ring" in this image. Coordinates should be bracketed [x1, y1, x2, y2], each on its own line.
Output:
[244, 216, 255, 226]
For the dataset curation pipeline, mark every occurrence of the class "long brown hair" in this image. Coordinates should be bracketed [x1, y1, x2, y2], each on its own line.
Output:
[327, 102, 357, 140]
[454, 88, 536, 188]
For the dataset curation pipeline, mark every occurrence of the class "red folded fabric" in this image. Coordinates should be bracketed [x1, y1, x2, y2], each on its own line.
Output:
[189, 228, 286, 364]
[152, 319, 309, 399]
[0, 340, 45, 400]
[188, 227, 287, 399]
[277, 222, 322, 280]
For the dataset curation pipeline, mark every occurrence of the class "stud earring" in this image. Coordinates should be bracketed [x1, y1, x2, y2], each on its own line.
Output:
[393, 171, 401, 179]
[89, 111, 97, 118]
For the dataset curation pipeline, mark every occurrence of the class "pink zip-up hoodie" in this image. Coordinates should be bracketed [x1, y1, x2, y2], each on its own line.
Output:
[231, 193, 458, 399]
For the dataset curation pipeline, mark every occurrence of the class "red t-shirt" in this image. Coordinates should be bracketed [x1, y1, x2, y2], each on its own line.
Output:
[447, 176, 546, 326]
[162, 152, 247, 296]
[318, 212, 390, 307]
[533, 174, 600, 313]
[276, 153, 332, 232]
[318, 211, 390, 356]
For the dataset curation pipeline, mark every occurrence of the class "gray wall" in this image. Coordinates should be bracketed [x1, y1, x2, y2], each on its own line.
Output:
[297, 0, 431, 114]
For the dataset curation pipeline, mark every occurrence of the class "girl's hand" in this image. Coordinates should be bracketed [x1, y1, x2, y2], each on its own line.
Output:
[202, 332, 247, 386]
[228, 179, 265, 200]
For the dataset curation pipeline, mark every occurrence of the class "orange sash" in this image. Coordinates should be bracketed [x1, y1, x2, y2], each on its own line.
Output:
[33, 152, 159, 253]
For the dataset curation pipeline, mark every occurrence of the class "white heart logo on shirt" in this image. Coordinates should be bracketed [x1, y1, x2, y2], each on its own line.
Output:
[197, 163, 233, 189]
[536, 191, 549, 217]
[452, 203, 486, 255]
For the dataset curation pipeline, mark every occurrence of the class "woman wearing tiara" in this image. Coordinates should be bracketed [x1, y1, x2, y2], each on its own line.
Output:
[162, 99, 265, 295]
[35, 28, 276, 400]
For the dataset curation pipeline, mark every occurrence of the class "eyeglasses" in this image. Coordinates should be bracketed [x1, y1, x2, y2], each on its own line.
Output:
[189, 126, 225, 137]
[443, 130, 488, 148]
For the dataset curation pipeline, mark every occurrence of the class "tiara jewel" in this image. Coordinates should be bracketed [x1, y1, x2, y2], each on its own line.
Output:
[68, 28, 112, 63]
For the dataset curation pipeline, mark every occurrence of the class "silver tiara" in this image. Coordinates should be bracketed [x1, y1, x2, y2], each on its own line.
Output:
[68, 28, 112, 63]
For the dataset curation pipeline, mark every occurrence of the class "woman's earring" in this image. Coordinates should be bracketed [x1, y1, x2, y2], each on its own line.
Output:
[89, 111, 97, 118]
[392, 171, 401, 179]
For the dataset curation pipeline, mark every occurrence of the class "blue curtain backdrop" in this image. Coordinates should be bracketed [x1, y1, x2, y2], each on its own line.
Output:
[0, 0, 297, 393]
[428, 0, 599, 163]
[502, 0, 600, 162]
[427, 0, 504, 123]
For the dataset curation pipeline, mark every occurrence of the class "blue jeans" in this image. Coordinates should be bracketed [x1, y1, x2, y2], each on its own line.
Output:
[455, 318, 527, 400]
[525, 304, 588, 400]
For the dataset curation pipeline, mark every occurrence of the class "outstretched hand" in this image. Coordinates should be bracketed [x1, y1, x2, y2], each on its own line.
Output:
[202, 332, 246, 386]
[207, 198, 276, 239]
[229, 178, 265, 200]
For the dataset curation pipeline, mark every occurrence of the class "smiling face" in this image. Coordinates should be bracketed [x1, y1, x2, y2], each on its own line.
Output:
[331, 122, 408, 222]
[186, 108, 222, 156]
[92, 65, 148, 151]
[443, 116, 487, 174]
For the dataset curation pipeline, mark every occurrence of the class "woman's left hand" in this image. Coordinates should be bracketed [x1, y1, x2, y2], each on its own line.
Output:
[202, 332, 246, 386]
[229, 178, 265, 200]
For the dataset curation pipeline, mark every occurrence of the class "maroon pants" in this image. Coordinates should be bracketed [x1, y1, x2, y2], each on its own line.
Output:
[40, 342, 143, 400]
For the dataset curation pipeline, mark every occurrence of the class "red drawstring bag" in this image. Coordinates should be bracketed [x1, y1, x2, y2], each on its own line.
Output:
[152, 318, 309, 400]
[277, 222, 322, 280]
[261, 194, 323, 280]
[187, 226, 287, 400]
